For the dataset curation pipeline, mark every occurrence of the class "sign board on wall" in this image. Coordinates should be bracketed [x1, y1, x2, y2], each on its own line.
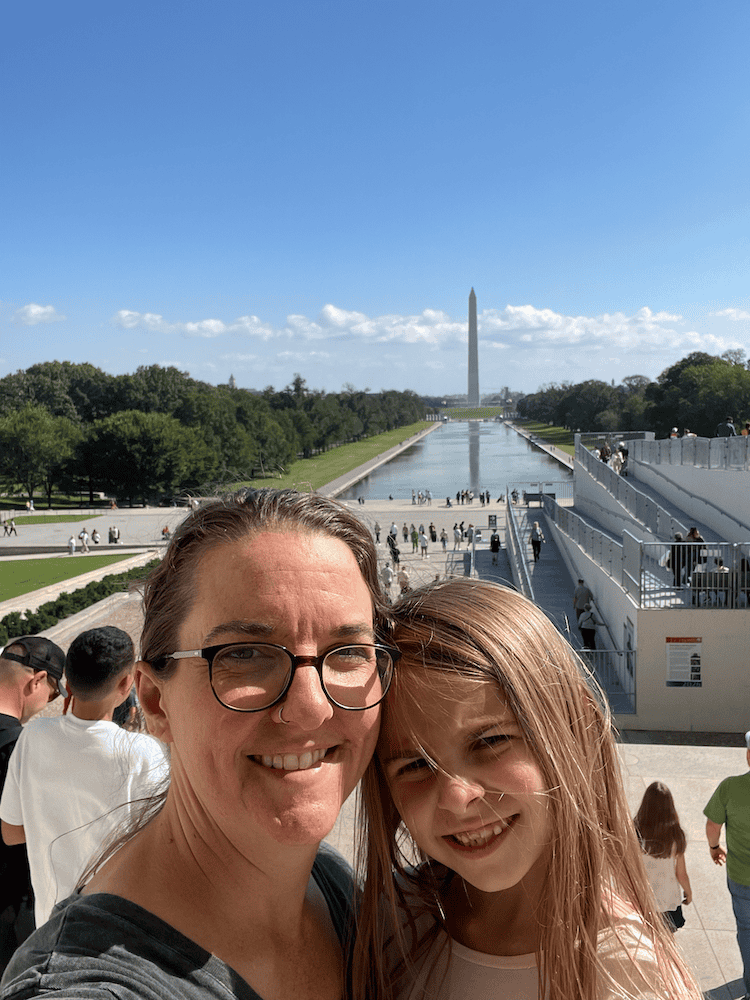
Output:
[666, 637, 702, 687]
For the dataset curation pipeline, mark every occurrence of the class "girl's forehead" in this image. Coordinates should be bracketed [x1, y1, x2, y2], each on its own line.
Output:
[380, 667, 514, 744]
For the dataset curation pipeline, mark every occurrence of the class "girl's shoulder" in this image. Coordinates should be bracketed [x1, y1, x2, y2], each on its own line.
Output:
[598, 910, 697, 999]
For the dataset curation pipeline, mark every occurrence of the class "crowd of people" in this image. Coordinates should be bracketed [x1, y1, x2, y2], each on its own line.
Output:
[0, 488, 740, 1000]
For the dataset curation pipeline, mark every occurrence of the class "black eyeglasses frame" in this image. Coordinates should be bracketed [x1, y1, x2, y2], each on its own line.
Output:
[163, 641, 400, 713]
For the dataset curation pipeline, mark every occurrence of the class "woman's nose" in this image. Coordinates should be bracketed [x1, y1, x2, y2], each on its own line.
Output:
[276, 664, 334, 730]
[436, 773, 485, 813]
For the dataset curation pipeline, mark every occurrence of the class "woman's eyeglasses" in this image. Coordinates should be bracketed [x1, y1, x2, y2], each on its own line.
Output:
[162, 642, 399, 712]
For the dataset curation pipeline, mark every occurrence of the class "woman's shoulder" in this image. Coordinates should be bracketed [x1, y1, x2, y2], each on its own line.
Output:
[0, 893, 262, 1000]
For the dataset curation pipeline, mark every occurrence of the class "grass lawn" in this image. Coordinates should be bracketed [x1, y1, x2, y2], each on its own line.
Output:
[0, 554, 134, 601]
[244, 421, 433, 492]
[14, 514, 105, 526]
[442, 406, 506, 419]
[514, 420, 575, 456]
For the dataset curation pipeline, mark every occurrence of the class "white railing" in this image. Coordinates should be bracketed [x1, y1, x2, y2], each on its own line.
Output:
[633, 434, 750, 471]
[575, 443, 688, 539]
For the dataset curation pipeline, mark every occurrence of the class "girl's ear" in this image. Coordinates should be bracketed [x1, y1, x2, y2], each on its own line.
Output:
[135, 661, 172, 743]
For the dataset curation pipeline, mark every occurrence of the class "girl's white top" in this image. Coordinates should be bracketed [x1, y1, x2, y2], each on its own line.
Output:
[397, 911, 671, 1000]
[641, 851, 683, 912]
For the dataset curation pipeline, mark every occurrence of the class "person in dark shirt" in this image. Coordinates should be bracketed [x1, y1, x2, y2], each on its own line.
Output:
[0, 637, 66, 973]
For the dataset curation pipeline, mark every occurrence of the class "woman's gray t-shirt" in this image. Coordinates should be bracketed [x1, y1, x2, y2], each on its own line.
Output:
[1, 847, 354, 1000]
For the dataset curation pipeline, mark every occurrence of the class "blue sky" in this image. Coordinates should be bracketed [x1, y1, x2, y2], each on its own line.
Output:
[2, 0, 749, 397]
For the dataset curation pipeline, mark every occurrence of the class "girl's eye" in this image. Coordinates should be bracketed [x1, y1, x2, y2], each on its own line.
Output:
[394, 758, 433, 779]
[475, 732, 512, 751]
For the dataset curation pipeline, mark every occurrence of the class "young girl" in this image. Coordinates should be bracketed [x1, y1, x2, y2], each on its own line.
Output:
[634, 782, 693, 932]
[354, 578, 701, 1000]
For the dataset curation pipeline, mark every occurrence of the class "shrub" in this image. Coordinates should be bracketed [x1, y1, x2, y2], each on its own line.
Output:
[0, 560, 160, 642]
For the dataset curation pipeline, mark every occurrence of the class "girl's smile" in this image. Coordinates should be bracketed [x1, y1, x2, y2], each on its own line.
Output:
[378, 670, 551, 896]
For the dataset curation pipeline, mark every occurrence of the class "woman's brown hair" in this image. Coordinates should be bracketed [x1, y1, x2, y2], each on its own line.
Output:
[140, 487, 387, 668]
[352, 578, 700, 1000]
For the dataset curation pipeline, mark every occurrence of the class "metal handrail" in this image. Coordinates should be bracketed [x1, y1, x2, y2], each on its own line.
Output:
[505, 499, 534, 599]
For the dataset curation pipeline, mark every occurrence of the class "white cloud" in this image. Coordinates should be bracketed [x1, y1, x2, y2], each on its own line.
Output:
[712, 308, 750, 321]
[14, 303, 65, 325]
[476, 304, 743, 356]
[110, 301, 743, 365]
[183, 319, 226, 338]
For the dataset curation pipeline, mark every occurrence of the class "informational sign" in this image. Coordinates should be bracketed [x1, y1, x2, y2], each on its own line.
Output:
[488, 515, 497, 528]
[666, 637, 702, 687]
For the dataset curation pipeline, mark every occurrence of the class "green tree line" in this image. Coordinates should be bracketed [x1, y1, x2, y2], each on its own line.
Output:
[516, 350, 750, 438]
[0, 363, 425, 505]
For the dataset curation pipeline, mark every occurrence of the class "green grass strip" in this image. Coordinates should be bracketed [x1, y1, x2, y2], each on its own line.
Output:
[442, 406, 506, 419]
[243, 421, 433, 492]
[0, 554, 134, 600]
[14, 514, 105, 526]
[513, 420, 575, 456]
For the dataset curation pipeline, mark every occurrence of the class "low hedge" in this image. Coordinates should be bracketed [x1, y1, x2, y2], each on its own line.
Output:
[0, 560, 160, 647]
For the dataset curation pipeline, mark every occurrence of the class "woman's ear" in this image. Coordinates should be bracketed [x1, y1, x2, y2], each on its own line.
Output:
[135, 661, 172, 743]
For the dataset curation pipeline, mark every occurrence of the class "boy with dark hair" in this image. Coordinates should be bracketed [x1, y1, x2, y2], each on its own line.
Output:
[0, 627, 167, 926]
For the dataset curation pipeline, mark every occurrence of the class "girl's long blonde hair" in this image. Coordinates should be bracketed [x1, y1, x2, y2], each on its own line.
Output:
[352, 578, 700, 1000]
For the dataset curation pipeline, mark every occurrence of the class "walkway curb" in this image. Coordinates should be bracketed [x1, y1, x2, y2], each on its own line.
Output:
[322, 424, 442, 497]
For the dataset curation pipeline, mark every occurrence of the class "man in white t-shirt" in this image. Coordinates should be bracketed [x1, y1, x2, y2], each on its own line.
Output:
[0, 627, 168, 925]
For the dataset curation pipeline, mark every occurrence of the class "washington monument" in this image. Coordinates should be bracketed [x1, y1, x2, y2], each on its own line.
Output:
[468, 287, 479, 406]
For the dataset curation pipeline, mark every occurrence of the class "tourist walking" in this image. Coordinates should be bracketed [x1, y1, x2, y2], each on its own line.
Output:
[418, 529, 428, 559]
[373, 521, 380, 543]
[716, 416, 736, 437]
[635, 782, 693, 932]
[578, 602, 600, 650]
[453, 524, 461, 550]
[410, 527, 418, 553]
[704, 732, 750, 999]
[440, 528, 447, 551]
[386, 533, 400, 568]
[67, 536, 76, 556]
[490, 528, 500, 565]
[573, 579, 593, 620]
[530, 520, 545, 562]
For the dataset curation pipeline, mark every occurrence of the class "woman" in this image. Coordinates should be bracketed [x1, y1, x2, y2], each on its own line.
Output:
[1, 489, 396, 1000]
[354, 579, 700, 999]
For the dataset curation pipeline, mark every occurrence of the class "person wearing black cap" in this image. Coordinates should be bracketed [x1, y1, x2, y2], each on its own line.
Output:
[0, 636, 66, 971]
[0, 627, 167, 928]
